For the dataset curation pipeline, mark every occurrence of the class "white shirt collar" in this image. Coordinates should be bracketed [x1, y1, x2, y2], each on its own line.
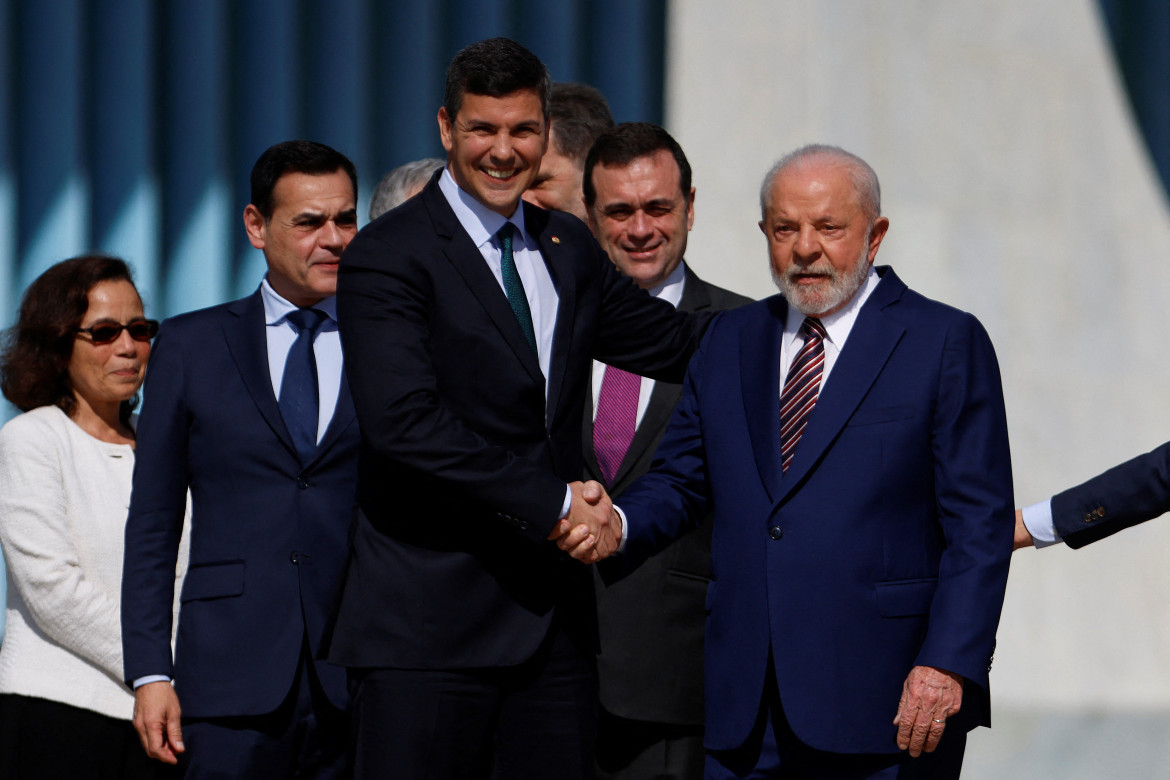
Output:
[784, 265, 881, 348]
[438, 167, 529, 249]
[260, 277, 338, 326]
[647, 261, 687, 307]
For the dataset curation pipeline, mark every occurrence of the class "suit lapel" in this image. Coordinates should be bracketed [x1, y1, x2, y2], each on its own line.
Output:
[776, 269, 907, 503]
[223, 291, 298, 458]
[424, 183, 545, 387]
[528, 203, 577, 426]
[741, 297, 788, 504]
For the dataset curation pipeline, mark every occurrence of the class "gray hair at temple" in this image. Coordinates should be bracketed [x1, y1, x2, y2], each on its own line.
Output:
[368, 158, 446, 221]
[759, 144, 881, 223]
[549, 82, 614, 161]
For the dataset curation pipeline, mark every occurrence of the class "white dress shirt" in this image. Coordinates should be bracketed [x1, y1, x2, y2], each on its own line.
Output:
[1021, 500, 1062, 547]
[591, 261, 687, 426]
[261, 278, 344, 443]
[437, 169, 571, 517]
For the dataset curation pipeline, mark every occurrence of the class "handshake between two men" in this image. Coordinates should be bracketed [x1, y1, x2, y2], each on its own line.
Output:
[547, 480, 621, 563]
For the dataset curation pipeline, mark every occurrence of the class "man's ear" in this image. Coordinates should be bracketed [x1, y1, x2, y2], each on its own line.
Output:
[243, 204, 267, 250]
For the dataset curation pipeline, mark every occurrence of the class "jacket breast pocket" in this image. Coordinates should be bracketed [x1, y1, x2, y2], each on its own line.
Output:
[848, 405, 916, 427]
[874, 578, 937, 617]
[180, 561, 245, 602]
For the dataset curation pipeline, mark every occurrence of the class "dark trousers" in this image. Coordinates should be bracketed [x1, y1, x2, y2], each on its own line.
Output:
[0, 693, 176, 780]
[349, 621, 597, 780]
[179, 644, 349, 779]
[595, 708, 705, 780]
[705, 669, 966, 780]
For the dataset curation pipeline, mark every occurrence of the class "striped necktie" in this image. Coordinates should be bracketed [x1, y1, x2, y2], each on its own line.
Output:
[779, 317, 827, 472]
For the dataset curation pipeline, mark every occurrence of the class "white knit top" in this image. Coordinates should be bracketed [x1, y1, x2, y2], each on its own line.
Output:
[0, 405, 187, 720]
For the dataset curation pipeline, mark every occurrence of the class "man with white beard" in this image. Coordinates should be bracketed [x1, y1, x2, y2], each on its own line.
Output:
[562, 145, 1015, 779]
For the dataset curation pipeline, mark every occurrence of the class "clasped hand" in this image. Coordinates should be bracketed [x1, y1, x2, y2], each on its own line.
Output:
[547, 480, 621, 563]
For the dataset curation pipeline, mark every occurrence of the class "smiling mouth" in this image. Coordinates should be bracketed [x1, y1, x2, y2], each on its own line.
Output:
[484, 168, 518, 181]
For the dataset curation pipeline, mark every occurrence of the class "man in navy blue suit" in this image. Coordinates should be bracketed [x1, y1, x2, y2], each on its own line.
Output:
[565, 145, 1014, 778]
[122, 140, 360, 777]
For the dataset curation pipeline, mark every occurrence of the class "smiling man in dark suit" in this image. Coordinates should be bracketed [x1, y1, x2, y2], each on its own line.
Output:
[580, 122, 749, 780]
[329, 37, 708, 779]
[121, 141, 361, 777]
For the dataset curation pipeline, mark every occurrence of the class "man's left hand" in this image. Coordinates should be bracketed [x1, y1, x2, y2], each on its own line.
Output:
[892, 665, 963, 757]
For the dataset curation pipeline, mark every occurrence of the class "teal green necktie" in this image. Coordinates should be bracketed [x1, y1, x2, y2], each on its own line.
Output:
[497, 223, 537, 354]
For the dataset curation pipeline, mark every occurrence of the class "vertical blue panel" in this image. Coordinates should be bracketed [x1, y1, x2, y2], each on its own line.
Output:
[370, 3, 446, 179]
[160, 0, 230, 316]
[91, 0, 161, 312]
[0, 0, 15, 325]
[301, 0, 369, 217]
[516, 0, 584, 81]
[446, 0, 509, 52]
[16, 0, 88, 288]
[1098, 0, 1170, 200]
[586, 0, 665, 124]
[231, 0, 299, 296]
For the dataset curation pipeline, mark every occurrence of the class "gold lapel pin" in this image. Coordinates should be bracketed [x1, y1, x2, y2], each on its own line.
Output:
[551, 236, 561, 244]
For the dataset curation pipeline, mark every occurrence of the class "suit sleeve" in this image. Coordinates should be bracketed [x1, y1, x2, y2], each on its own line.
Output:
[914, 313, 1014, 690]
[615, 321, 720, 568]
[1051, 442, 1170, 548]
[121, 322, 190, 684]
[337, 231, 568, 539]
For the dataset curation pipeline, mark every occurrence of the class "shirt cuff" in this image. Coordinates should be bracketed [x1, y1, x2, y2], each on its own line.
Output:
[1022, 499, 1063, 548]
[613, 505, 628, 553]
[559, 485, 573, 520]
[133, 675, 172, 689]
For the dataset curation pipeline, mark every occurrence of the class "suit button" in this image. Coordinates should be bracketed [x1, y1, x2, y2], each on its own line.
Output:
[290, 551, 300, 564]
[297, 477, 309, 490]
[769, 526, 783, 540]
[518, 521, 529, 531]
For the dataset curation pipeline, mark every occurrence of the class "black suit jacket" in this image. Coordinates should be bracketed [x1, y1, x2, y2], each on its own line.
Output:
[328, 173, 709, 669]
[585, 265, 749, 725]
[1052, 441, 1170, 547]
[122, 290, 359, 717]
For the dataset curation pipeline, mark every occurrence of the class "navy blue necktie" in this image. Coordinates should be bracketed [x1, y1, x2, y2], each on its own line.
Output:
[497, 223, 537, 354]
[279, 308, 327, 462]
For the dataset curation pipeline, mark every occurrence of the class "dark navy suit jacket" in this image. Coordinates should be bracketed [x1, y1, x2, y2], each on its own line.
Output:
[327, 174, 708, 671]
[121, 289, 359, 717]
[1053, 442, 1170, 547]
[619, 267, 1014, 755]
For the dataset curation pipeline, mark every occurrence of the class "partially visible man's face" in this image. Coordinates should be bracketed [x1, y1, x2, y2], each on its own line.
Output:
[759, 160, 888, 317]
[243, 169, 358, 307]
[522, 125, 587, 221]
[439, 89, 548, 217]
[587, 149, 695, 290]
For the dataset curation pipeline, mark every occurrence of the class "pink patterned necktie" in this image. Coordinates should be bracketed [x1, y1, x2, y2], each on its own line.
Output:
[779, 317, 827, 472]
[593, 366, 641, 485]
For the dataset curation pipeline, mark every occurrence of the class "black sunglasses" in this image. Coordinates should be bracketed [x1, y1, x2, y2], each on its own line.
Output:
[75, 320, 160, 345]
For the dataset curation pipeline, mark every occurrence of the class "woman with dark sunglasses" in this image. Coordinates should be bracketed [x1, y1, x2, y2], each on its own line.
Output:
[0, 255, 187, 778]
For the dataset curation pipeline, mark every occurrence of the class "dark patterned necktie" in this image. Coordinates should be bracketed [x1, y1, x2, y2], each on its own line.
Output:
[497, 223, 537, 354]
[279, 307, 327, 462]
[779, 317, 827, 472]
[593, 366, 641, 485]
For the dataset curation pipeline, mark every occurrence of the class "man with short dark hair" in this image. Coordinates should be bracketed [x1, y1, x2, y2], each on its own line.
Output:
[330, 38, 708, 779]
[523, 82, 614, 221]
[582, 122, 749, 780]
[122, 140, 360, 777]
[566, 145, 1013, 779]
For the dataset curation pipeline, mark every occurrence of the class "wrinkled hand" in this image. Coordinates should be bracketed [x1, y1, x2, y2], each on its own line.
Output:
[1013, 508, 1034, 550]
[893, 665, 963, 757]
[133, 681, 184, 764]
[547, 480, 622, 563]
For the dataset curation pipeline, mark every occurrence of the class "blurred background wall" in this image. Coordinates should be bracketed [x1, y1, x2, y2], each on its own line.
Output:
[2, 1, 1169, 775]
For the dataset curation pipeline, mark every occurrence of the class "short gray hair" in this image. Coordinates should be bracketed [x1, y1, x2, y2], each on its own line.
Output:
[759, 144, 881, 222]
[369, 158, 445, 221]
